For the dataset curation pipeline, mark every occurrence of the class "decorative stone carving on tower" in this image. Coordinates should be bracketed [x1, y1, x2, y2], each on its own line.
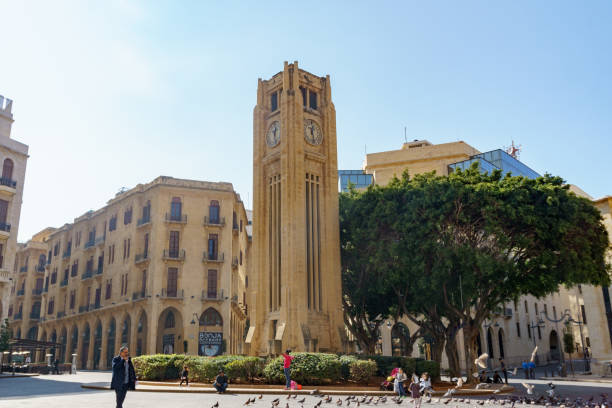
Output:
[249, 61, 344, 355]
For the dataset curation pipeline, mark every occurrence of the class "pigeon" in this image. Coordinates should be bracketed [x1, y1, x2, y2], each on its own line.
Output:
[213, 403, 219, 408]
[522, 383, 534, 395]
[298, 398, 305, 403]
[315, 401, 322, 407]
[286, 395, 291, 400]
[272, 399, 280, 403]
[259, 395, 263, 399]
[337, 399, 342, 406]
[245, 399, 252, 405]
[285, 404, 289, 408]
[530, 346, 538, 363]
[475, 353, 489, 369]
[293, 394, 298, 399]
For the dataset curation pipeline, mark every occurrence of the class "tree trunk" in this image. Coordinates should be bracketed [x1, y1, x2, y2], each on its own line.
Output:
[463, 327, 480, 384]
[445, 334, 461, 378]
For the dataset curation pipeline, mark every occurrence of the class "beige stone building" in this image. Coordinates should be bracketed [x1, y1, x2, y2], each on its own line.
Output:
[249, 62, 345, 355]
[347, 140, 612, 374]
[0, 94, 29, 322]
[20, 176, 249, 368]
[9, 228, 55, 340]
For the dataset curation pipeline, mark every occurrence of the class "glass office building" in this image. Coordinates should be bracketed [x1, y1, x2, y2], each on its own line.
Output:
[338, 170, 374, 192]
[448, 149, 540, 179]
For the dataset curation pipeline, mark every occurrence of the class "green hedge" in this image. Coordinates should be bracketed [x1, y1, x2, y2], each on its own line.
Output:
[132, 353, 438, 385]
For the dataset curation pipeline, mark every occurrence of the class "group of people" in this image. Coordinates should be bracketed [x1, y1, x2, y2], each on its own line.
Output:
[522, 359, 537, 379]
[386, 367, 433, 405]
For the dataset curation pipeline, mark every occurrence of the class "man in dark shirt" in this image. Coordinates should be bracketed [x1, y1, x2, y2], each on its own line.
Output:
[111, 345, 136, 408]
[499, 358, 508, 384]
[213, 369, 228, 393]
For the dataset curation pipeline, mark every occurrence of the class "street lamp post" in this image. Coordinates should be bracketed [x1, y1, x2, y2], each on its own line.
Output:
[190, 313, 199, 356]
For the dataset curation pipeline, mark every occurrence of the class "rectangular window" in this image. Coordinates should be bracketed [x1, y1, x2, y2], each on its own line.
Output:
[71, 260, 78, 277]
[141, 270, 147, 293]
[535, 303, 539, 315]
[51, 269, 57, 284]
[581, 304, 587, 324]
[94, 287, 101, 306]
[109, 216, 117, 231]
[35, 278, 43, 291]
[123, 239, 127, 259]
[300, 87, 306, 106]
[524, 300, 528, 314]
[309, 90, 317, 110]
[127, 238, 130, 258]
[240, 219, 243, 232]
[144, 233, 149, 258]
[105, 279, 112, 299]
[0, 199, 8, 224]
[48, 298, 55, 314]
[63, 268, 68, 281]
[170, 198, 182, 220]
[69, 291, 75, 309]
[208, 234, 218, 260]
[167, 268, 178, 297]
[124, 274, 129, 296]
[169, 231, 180, 257]
[270, 91, 278, 111]
[527, 323, 531, 339]
[124, 207, 133, 225]
[207, 270, 217, 298]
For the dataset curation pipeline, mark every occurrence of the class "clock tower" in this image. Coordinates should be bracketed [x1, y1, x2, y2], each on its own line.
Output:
[249, 61, 345, 354]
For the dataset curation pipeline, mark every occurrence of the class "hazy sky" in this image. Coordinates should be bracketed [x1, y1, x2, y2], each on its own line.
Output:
[1, 1, 611, 242]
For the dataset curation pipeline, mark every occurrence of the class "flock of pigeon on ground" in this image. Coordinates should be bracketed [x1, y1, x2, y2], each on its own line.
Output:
[206, 345, 609, 408]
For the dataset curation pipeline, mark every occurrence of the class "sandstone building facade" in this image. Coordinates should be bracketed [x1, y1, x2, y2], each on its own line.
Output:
[0, 95, 29, 322]
[9, 177, 250, 368]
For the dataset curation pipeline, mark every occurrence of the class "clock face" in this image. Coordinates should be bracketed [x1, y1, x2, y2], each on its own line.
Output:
[303, 119, 323, 145]
[266, 121, 281, 147]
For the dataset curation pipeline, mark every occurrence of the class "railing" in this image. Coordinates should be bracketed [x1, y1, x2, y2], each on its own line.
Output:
[62, 250, 71, 259]
[43, 286, 48, 293]
[0, 177, 16, 188]
[16, 289, 25, 296]
[201, 289, 224, 301]
[95, 236, 105, 246]
[94, 267, 103, 276]
[203, 216, 225, 227]
[135, 253, 150, 264]
[78, 305, 90, 314]
[81, 270, 93, 280]
[231, 256, 238, 268]
[137, 215, 151, 227]
[91, 302, 101, 310]
[162, 249, 185, 261]
[29, 312, 40, 320]
[19, 265, 27, 273]
[202, 252, 224, 263]
[13, 312, 22, 321]
[132, 291, 147, 301]
[36, 265, 45, 273]
[57, 311, 66, 319]
[32, 288, 43, 296]
[60, 278, 68, 287]
[165, 213, 187, 223]
[160, 288, 184, 299]
[84, 239, 95, 249]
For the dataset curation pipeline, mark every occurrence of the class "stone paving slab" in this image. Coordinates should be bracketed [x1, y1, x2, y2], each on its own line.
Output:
[0, 372, 39, 379]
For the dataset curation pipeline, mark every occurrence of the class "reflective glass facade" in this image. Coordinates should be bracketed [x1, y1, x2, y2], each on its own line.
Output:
[448, 149, 540, 179]
[338, 170, 374, 192]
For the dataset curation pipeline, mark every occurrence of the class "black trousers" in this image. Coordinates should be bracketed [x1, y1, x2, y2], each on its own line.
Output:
[180, 377, 189, 386]
[503, 370, 508, 384]
[115, 384, 128, 408]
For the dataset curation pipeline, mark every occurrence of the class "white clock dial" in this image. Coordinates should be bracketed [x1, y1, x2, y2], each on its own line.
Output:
[303, 119, 323, 145]
[266, 121, 281, 147]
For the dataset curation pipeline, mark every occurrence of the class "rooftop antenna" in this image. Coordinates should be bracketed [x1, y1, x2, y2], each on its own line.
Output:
[404, 126, 407, 143]
[505, 140, 522, 159]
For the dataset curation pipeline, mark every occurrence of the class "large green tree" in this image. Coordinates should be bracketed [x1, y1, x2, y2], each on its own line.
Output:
[339, 164, 610, 380]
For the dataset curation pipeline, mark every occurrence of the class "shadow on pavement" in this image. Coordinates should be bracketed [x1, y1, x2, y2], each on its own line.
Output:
[0, 376, 106, 398]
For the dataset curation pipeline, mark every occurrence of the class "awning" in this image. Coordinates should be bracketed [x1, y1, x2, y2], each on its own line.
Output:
[245, 326, 256, 344]
[275, 323, 285, 341]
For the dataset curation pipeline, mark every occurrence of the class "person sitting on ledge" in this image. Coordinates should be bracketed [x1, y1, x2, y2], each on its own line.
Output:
[213, 369, 228, 393]
[492, 371, 503, 384]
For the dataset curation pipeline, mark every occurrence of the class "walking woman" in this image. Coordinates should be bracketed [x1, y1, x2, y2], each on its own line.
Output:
[179, 365, 189, 387]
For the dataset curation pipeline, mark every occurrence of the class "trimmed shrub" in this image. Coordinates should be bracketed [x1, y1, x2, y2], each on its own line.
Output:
[357, 355, 416, 377]
[263, 353, 342, 385]
[415, 359, 440, 379]
[225, 357, 265, 383]
[339, 355, 358, 379]
[348, 359, 377, 383]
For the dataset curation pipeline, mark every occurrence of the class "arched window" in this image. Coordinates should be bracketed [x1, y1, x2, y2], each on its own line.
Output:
[164, 311, 175, 329]
[497, 329, 505, 358]
[2, 158, 13, 181]
[487, 327, 495, 359]
[199, 307, 223, 326]
[391, 323, 410, 356]
[209, 200, 220, 224]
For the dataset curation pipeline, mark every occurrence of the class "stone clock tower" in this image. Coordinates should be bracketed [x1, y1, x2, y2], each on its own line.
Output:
[249, 61, 344, 355]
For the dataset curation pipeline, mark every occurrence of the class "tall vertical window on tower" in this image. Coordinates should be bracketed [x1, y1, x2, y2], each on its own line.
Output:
[305, 173, 322, 311]
[270, 91, 278, 111]
[300, 87, 307, 107]
[268, 175, 282, 312]
[309, 91, 317, 110]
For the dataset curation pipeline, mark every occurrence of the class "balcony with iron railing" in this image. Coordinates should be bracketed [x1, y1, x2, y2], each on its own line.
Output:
[57, 311, 66, 319]
[16, 288, 25, 297]
[91, 302, 101, 310]
[135, 252, 150, 264]
[84, 239, 95, 250]
[81, 269, 93, 280]
[32, 288, 43, 296]
[94, 267, 103, 276]
[36, 265, 45, 273]
[162, 249, 185, 261]
[60, 278, 68, 287]
[78, 305, 90, 314]
[203, 216, 225, 227]
[137, 215, 151, 227]
[0, 222, 11, 234]
[160, 288, 184, 299]
[0, 177, 17, 189]
[29, 311, 40, 320]
[165, 213, 187, 224]
[19, 265, 27, 273]
[62, 250, 71, 259]
[201, 289, 225, 302]
[202, 252, 224, 263]
[132, 290, 150, 301]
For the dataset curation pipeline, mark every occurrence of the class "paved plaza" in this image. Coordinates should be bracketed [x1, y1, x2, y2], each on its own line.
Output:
[1, 372, 612, 408]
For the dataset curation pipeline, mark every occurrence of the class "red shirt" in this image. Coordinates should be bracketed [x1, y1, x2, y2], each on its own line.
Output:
[283, 354, 294, 368]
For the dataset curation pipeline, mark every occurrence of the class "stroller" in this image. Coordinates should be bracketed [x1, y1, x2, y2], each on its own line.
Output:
[380, 367, 399, 391]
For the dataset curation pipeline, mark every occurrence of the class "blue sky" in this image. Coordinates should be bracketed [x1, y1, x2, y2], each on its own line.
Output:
[1, 0, 611, 242]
